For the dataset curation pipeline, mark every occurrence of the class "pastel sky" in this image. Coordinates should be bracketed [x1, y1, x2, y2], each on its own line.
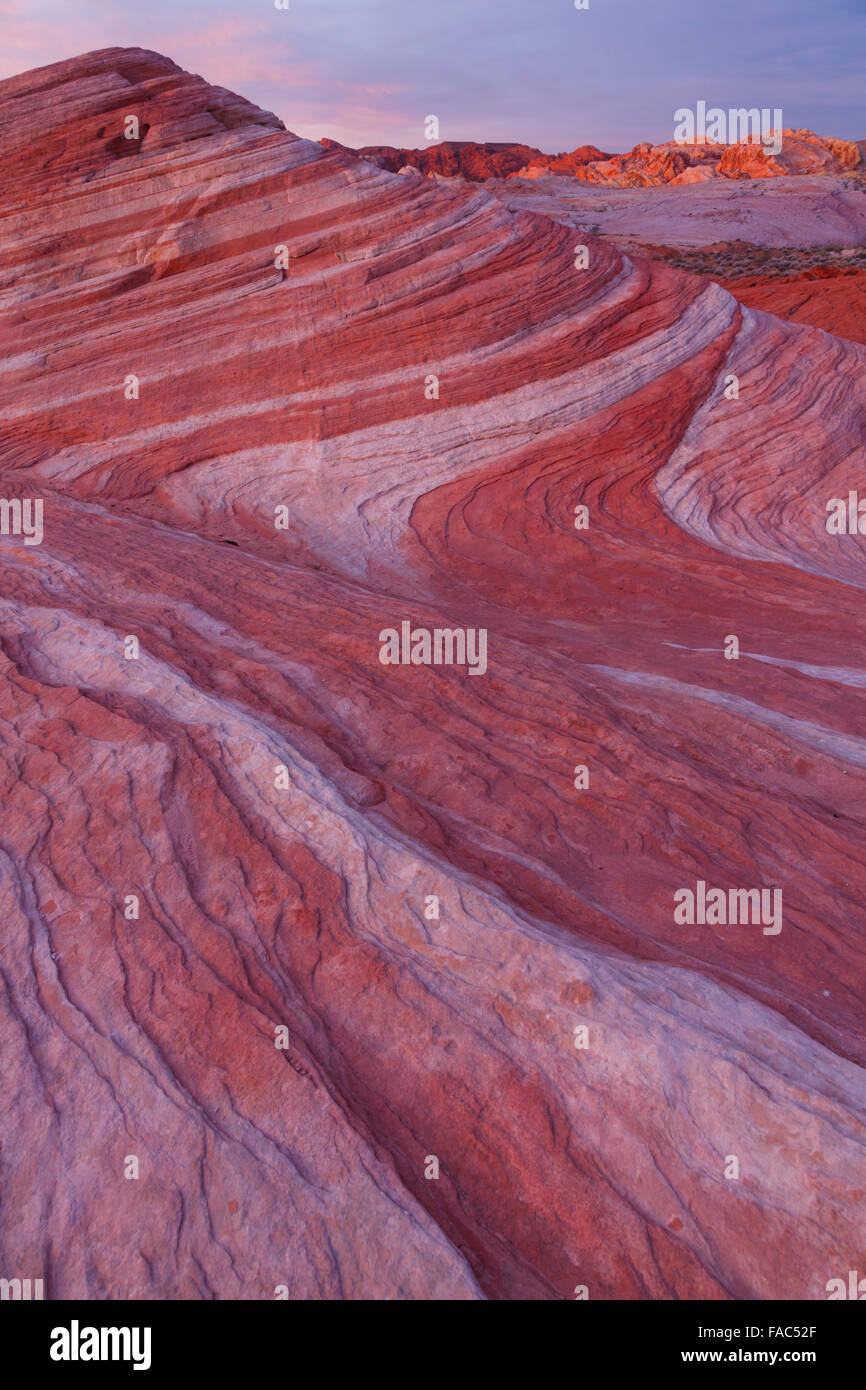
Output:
[0, 0, 863, 152]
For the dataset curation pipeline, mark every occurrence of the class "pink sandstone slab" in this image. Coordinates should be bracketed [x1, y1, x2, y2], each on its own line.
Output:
[0, 49, 865, 1301]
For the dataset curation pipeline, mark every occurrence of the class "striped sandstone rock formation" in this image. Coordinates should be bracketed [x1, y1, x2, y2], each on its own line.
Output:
[0, 49, 865, 1300]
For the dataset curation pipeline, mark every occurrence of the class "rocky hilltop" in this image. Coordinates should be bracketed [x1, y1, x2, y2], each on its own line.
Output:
[319, 137, 556, 180]
[324, 137, 611, 181]
[1, 49, 865, 1301]
[331, 129, 866, 186]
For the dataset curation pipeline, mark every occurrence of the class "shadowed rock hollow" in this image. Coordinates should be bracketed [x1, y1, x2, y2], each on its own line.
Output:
[1, 48, 865, 1301]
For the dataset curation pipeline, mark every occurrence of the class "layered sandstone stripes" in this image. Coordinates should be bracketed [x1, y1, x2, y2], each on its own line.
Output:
[0, 49, 865, 1300]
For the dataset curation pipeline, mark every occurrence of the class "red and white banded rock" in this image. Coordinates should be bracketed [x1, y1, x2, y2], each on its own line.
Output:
[0, 49, 865, 1301]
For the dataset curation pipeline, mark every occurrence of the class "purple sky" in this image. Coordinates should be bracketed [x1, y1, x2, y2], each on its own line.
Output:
[1, 0, 863, 152]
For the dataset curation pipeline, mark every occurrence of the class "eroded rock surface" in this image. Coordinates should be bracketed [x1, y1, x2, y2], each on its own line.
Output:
[491, 175, 866, 343]
[1, 49, 865, 1301]
[490, 173, 866, 250]
[336, 130, 865, 187]
[716, 267, 866, 346]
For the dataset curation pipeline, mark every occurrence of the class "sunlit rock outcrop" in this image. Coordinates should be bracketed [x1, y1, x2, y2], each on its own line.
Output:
[335, 129, 864, 187]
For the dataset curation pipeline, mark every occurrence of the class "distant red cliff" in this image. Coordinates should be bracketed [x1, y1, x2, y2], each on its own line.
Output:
[320, 136, 610, 179]
[325, 130, 865, 185]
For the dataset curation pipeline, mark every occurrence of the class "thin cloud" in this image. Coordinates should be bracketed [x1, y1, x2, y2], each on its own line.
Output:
[0, 0, 862, 148]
